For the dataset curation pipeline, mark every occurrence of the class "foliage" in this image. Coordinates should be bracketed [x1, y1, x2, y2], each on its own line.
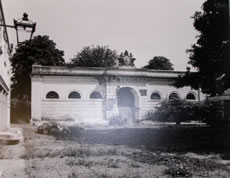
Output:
[37, 123, 85, 139]
[11, 35, 65, 122]
[143, 56, 174, 70]
[191, 100, 214, 123]
[173, 68, 200, 90]
[150, 99, 194, 125]
[70, 45, 119, 68]
[145, 98, 222, 125]
[174, 0, 230, 96]
[37, 122, 73, 138]
[118, 50, 136, 67]
[11, 35, 65, 100]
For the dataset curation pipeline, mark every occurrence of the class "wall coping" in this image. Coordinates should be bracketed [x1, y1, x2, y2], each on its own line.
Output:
[31, 65, 185, 79]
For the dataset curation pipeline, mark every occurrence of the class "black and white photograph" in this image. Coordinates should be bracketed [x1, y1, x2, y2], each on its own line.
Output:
[0, 0, 230, 177]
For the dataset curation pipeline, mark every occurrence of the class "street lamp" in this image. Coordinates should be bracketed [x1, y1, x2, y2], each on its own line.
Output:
[0, 12, 36, 44]
[13, 13, 36, 44]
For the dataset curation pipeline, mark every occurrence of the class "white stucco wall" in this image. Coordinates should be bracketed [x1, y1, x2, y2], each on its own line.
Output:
[0, 25, 11, 131]
[32, 75, 105, 123]
[31, 66, 206, 124]
[104, 76, 205, 120]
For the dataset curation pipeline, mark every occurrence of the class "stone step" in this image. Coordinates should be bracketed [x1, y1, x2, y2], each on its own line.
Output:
[0, 128, 23, 145]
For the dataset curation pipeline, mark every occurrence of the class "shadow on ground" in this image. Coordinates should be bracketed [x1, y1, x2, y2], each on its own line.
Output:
[76, 125, 230, 159]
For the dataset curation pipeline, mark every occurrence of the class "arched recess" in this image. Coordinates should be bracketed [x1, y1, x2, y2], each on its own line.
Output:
[46, 91, 59, 99]
[168, 92, 180, 100]
[90, 91, 103, 99]
[68, 91, 81, 99]
[117, 87, 139, 123]
[150, 91, 162, 100]
[186, 92, 196, 100]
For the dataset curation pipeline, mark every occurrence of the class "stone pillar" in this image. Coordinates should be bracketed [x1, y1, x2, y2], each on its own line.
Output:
[31, 76, 42, 121]
[105, 79, 119, 120]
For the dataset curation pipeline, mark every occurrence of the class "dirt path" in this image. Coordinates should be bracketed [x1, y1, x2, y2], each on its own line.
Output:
[0, 138, 28, 178]
[0, 159, 28, 178]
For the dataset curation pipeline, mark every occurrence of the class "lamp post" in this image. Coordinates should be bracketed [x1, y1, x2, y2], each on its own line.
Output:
[0, 12, 36, 44]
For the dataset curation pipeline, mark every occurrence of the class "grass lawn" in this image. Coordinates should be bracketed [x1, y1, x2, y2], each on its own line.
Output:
[16, 123, 230, 178]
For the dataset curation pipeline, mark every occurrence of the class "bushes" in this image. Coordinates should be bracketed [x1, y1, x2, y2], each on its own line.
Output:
[148, 99, 195, 125]
[192, 100, 221, 124]
[37, 122, 85, 139]
[145, 99, 222, 125]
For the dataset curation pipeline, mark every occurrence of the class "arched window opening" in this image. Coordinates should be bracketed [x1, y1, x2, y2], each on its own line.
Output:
[68, 91, 81, 99]
[46, 91, 59, 99]
[186, 93, 196, 100]
[150, 92, 161, 100]
[90, 92, 102, 99]
[169, 92, 179, 100]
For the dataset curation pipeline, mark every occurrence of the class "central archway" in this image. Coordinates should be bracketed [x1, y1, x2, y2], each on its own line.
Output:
[117, 87, 138, 123]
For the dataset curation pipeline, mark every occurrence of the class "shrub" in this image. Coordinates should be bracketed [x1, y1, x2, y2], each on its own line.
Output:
[37, 122, 73, 138]
[197, 100, 225, 125]
[148, 99, 194, 125]
[145, 99, 222, 125]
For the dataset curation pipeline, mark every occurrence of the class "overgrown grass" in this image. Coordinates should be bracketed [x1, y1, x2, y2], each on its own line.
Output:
[67, 173, 141, 178]
[130, 151, 230, 177]
[23, 124, 230, 177]
[25, 144, 120, 159]
[67, 171, 142, 178]
[66, 158, 94, 167]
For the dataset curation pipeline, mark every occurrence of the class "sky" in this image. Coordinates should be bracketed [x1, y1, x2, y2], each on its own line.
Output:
[3, 0, 205, 71]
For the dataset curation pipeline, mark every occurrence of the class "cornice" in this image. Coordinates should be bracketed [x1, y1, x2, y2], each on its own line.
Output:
[31, 65, 185, 80]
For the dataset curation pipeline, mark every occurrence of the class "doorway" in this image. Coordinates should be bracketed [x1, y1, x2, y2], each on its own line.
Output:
[117, 87, 138, 123]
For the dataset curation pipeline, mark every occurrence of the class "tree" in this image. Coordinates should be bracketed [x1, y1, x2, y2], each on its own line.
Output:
[11, 35, 65, 122]
[174, 0, 230, 96]
[11, 35, 65, 100]
[143, 56, 174, 70]
[70, 45, 119, 67]
[118, 50, 136, 67]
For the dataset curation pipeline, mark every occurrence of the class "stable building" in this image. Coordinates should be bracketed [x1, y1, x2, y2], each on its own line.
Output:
[31, 65, 206, 124]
